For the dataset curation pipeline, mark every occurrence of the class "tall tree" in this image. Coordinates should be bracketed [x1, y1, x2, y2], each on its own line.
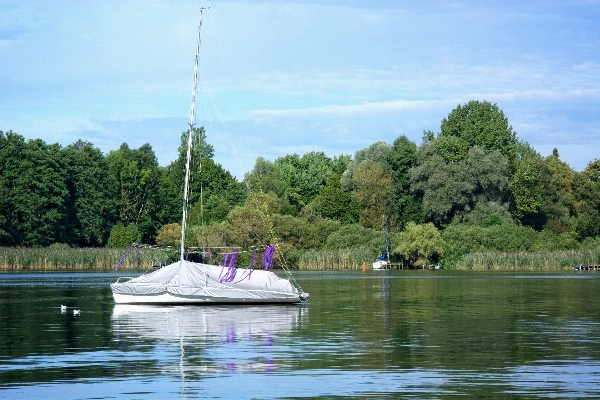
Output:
[63, 140, 117, 246]
[539, 151, 577, 234]
[168, 127, 215, 204]
[353, 161, 393, 229]
[0, 132, 69, 246]
[411, 144, 511, 225]
[340, 141, 392, 191]
[510, 141, 544, 228]
[308, 173, 359, 225]
[436, 100, 517, 164]
[389, 135, 423, 227]
[106, 143, 161, 242]
[274, 152, 351, 212]
[394, 222, 445, 267]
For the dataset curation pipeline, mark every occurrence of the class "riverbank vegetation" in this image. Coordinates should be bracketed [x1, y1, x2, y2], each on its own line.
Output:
[2, 100, 599, 270]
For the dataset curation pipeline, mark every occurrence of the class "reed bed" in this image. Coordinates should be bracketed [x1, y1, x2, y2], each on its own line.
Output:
[458, 248, 600, 270]
[0, 247, 164, 270]
[297, 248, 378, 270]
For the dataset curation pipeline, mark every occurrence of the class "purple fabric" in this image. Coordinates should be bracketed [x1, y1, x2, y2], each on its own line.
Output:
[235, 249, 256, 283]
[219, 253, 230, 278]
[115, 243, 134, 271]
[132, 243, 143, 264]
[185, 249, 190, 261]
[202, 252, 212, 262]
[263, 245, 275, 270]
[220, 249, 238, 283]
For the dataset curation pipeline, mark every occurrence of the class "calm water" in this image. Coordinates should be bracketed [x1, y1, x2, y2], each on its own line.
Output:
[0, 269, 599, 399]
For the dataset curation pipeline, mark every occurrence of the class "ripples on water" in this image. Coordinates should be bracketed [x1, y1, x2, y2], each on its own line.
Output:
[0, 270, 599, 399]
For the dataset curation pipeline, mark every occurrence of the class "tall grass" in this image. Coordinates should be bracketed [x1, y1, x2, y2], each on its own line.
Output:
[3, 246, 598, 271]
[296, 248, 378, 269]
[458, 248, 600, 270]
[0, 247, 166, 270]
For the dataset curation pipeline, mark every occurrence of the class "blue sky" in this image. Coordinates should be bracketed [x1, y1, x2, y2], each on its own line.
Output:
[1, 0, 598, 179]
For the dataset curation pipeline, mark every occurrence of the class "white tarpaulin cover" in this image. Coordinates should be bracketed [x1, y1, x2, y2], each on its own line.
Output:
[111, 260, 302, 303]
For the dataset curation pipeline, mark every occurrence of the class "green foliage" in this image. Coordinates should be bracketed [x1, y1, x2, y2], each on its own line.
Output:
[107, 223, 140, 248]
[439, 223, 583, 268]
[0, 131, 70, 246]
[394, 222, 445, 266]
[353, 161, 393, 229]
[411, 145, 511, 225]
[2, 100, 599, 270]
[106, 143, 162, 242]
[155, 223, 181, 247]
[324, 224, 382, 251]
[244, 157, 287, 197]
[437, 100, 517, 164]
[274, 152, 350, 212]
[538, 152, 577, 234]
[510, 152, 544, 223]
[307, 174, 359, 224]
[340, 141, 392, 191]
[63, 140, 117, 246]
[389, 135, 423, 227]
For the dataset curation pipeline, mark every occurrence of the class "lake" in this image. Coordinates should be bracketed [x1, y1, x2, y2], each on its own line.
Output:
[0, 269, 599, 399]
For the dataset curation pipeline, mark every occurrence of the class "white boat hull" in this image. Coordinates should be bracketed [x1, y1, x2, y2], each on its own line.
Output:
[111, 260, 308, 305]
[373, 260, 389, 270]
[112, 291, 304, 304]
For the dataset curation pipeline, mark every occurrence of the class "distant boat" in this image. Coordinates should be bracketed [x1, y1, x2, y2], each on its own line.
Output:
[110, 8, 308, 305]
[373, 215, 391, 270]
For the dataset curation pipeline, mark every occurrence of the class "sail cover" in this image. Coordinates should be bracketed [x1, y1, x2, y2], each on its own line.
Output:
[111, 260, 300, 302]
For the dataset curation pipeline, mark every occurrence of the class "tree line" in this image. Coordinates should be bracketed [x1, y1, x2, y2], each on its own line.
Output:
[1, 100, 599, 268]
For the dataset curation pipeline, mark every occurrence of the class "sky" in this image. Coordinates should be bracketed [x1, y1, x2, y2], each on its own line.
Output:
[1, 0, 599, 179]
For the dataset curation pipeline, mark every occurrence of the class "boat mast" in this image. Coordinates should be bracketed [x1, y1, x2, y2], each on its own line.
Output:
[384, 215, 390, 266]
[180, 7, 206, 262]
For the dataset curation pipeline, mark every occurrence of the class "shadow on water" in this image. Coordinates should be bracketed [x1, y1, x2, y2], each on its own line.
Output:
[0, 270, 599, 398]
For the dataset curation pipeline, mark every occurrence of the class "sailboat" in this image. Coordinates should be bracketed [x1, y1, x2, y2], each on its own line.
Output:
[110, 8, 309, 305]
[372, 215, 391, 270]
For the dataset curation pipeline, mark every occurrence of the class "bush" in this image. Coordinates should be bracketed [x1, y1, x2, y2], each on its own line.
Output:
[324, 223, 383, 251]
[107, 224, 140, 248]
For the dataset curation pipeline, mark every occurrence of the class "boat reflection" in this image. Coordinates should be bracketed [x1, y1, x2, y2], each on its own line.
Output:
[112, 304, 307, 343]
[112, 304, 308, 377]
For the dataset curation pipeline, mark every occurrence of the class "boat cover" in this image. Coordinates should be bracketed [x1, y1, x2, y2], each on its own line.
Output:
[111, 260, 299, 300]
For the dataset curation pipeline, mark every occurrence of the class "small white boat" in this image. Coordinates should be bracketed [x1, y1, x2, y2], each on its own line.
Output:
[372, 260, 389, 270]
[111, 260, 308, 304]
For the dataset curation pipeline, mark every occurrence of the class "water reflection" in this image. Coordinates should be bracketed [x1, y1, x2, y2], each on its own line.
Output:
[112, 304, 306, 341]
[112, 304, 307, 375]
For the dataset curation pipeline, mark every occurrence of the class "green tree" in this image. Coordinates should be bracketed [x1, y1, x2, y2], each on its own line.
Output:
[307, 173, 359, 224]
[107, 223, 140, 248]
[155, 223, 181, 247]
[63, 140, 117, 246]
[509, 141, 544, 227]
[572, 164, 600, 240]
[106, 143, 161, 242]
[274, 152, 351, 212]
[394, 222, 445, 267]
[341, 141, 392, 191]
[353, 161, 393, 229]
[324, 223, 382, 250]
[411, 144, 511, 225]
[187, 158, 247, 226]
[389, 135, 423, 227]
[436, 100, 517, 164]
[538, 151, 577, 234]
[0, 132, 70, 246]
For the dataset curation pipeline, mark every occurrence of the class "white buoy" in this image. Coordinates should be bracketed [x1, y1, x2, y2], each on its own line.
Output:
[73, 309, 80, 315]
